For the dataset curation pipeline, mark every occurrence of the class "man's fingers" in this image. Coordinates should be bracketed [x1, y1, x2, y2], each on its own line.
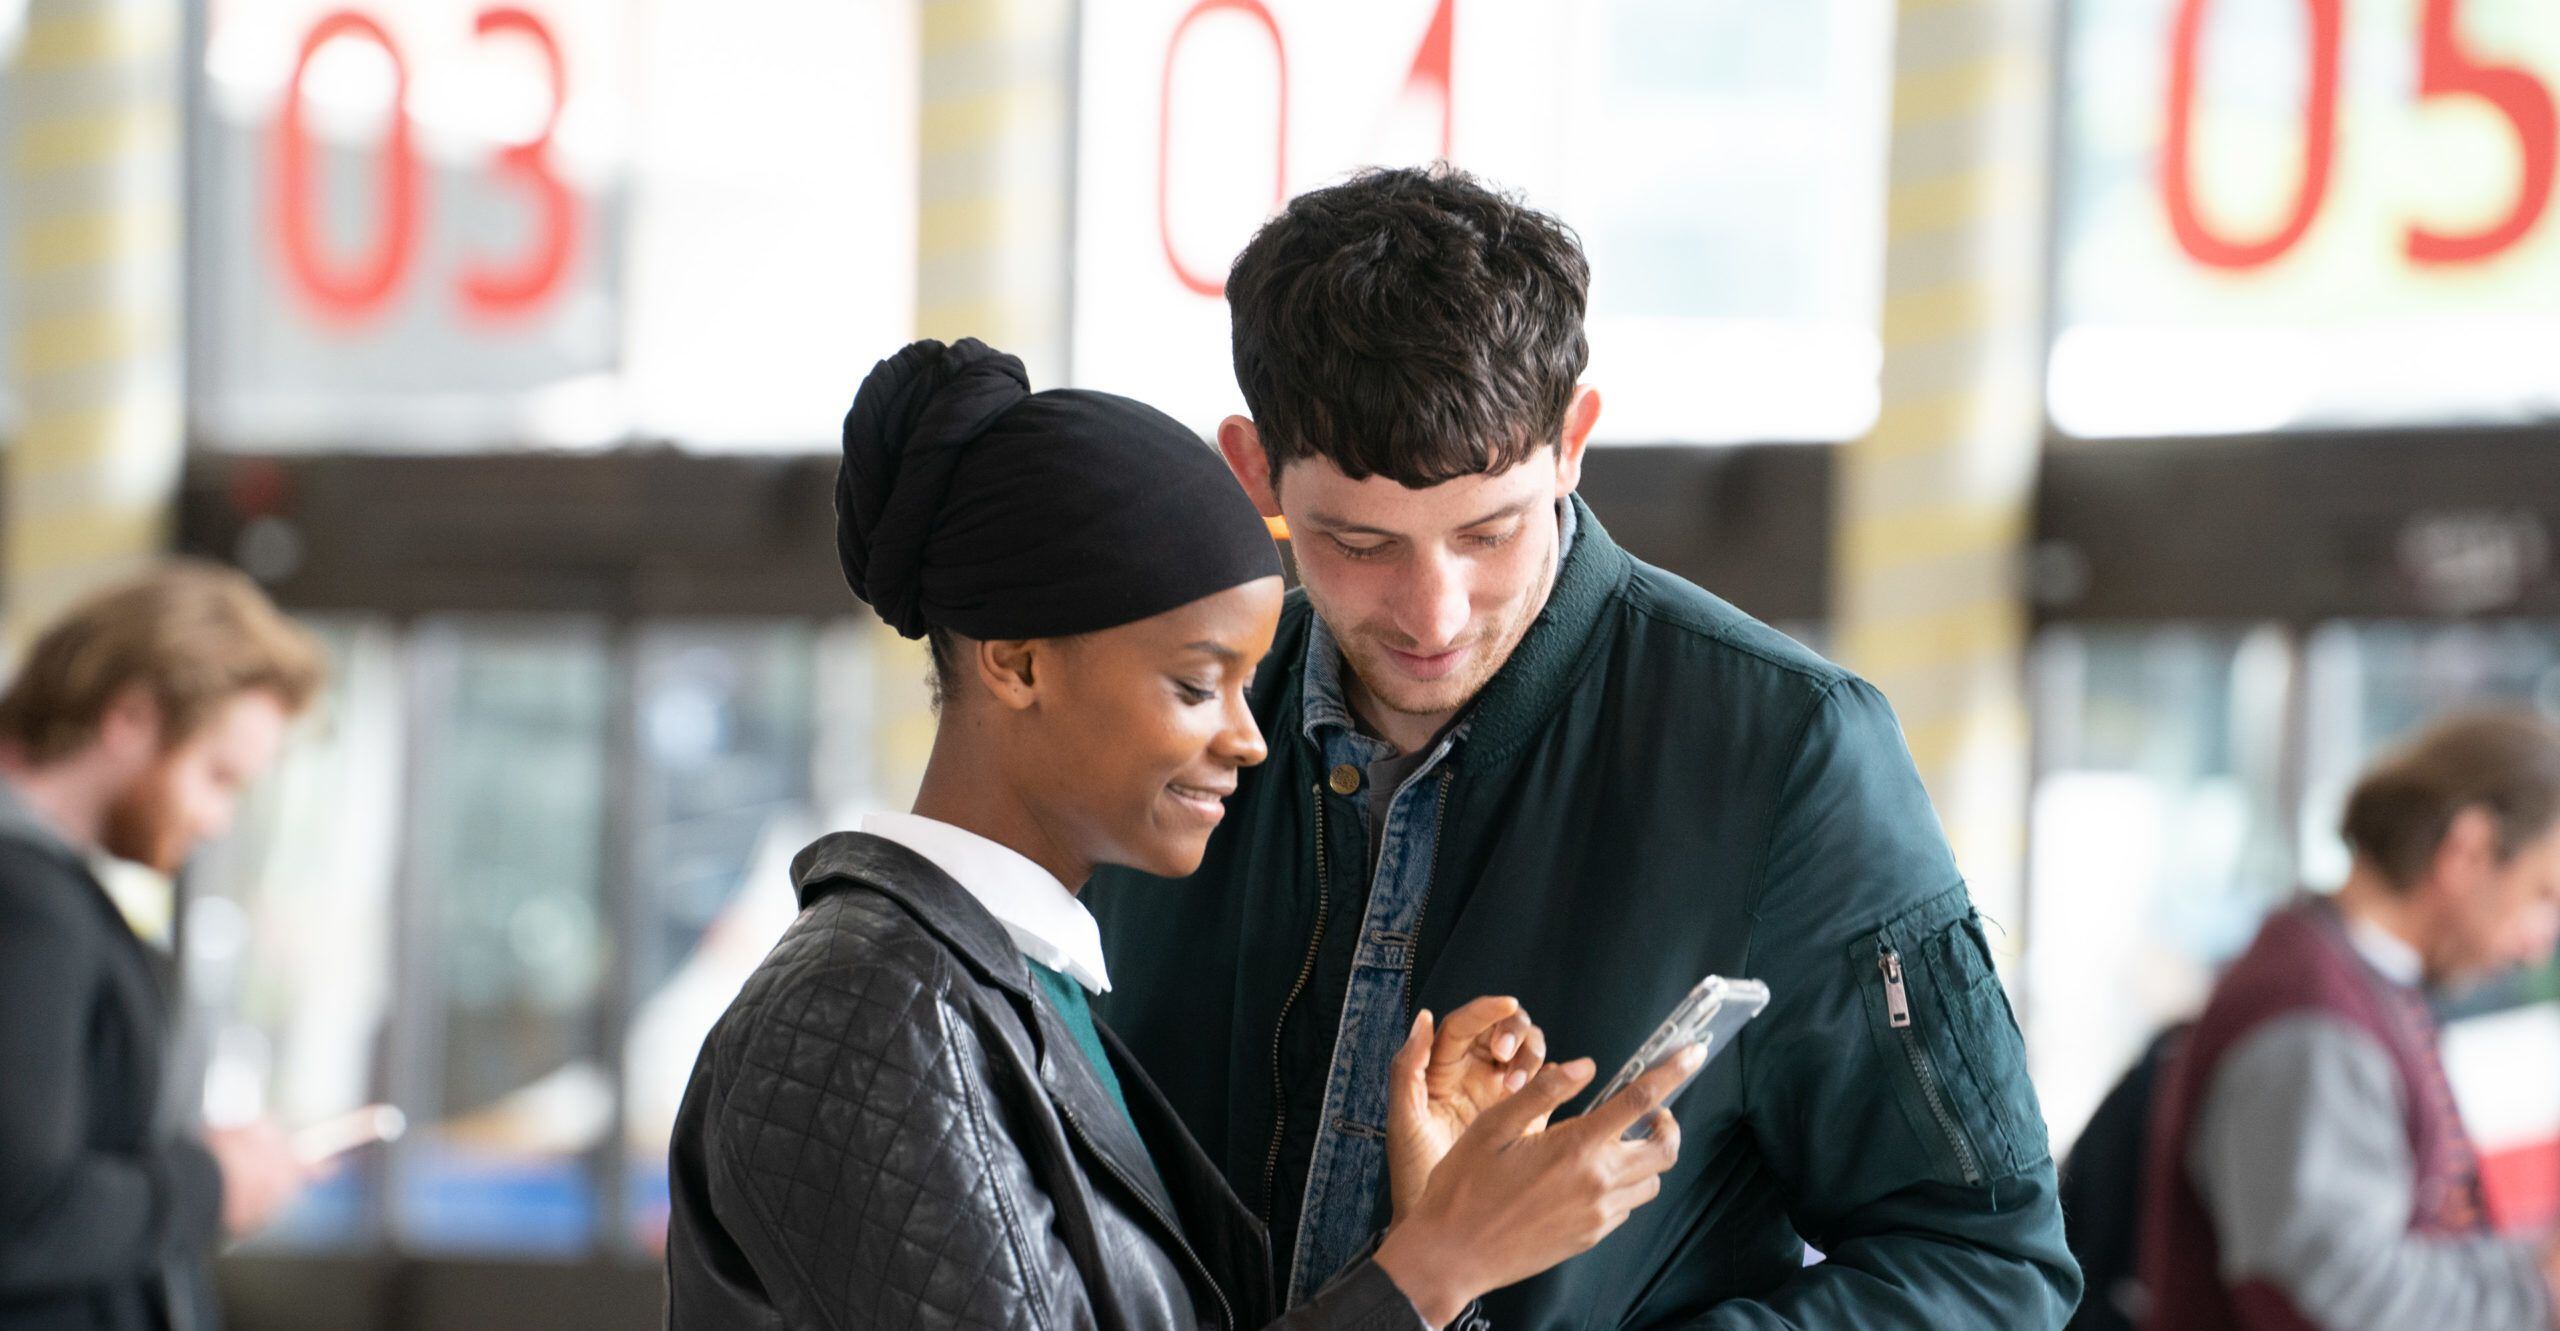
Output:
[1433, 995, 1521, 1064]
[1576, 1044, 1706, 1141]
[1480, 1011, 1538, 1066]
[1474, 1057, 1596, 1139]
[1599, 1172, 1665, 1222]
[1394, 1010, 1434, 1083]
[1607, 1100, 1689, 1177]
[1499, 1020, 1547, 1085]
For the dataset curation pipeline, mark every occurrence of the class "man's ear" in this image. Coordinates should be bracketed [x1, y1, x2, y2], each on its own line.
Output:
[2425, 805, 2502, 904]
[95, 685, 165, 763]
[973, 638, 1047, 712]
[1554, 386, 1601, 496]
[1217, 416, 1283, 518]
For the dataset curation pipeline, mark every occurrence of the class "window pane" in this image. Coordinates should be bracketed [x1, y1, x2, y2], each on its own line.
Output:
[394, 620, 611, 1254]
[186, 620, 407, 1251]
[2023, 623, 2296, 1147]
[620, 622, 818, 1251]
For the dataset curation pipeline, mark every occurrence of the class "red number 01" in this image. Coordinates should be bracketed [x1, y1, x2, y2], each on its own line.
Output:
[273, 7, 577, 323]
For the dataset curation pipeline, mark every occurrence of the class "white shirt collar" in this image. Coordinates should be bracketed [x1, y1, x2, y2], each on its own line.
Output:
[2345, 912, 2425, 988]
[859, 812, 1112, 995]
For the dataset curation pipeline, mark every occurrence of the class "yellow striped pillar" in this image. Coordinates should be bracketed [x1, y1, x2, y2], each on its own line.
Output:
[915, 0, 1073, 383]
[1834, 0, 2052, 953]
[853, 0, 1080, 802]
[4, 0, 183, 647]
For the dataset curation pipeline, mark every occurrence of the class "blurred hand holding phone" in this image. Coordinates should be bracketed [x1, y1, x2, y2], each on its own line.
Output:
[292, 1103, 407, 1167]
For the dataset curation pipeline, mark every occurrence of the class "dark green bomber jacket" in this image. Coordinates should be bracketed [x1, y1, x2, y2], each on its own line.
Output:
[1089, 496, 2082, 1328]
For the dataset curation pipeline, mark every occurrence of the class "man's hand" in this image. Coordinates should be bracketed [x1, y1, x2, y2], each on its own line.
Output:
[1386, 998, 1545, 1220]
[204, 1121, 316, 1239]
[1374, 1045, 1699, 1325]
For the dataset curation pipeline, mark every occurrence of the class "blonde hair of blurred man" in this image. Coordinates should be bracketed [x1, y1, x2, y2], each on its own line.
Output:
[0, 562, 327, 1328]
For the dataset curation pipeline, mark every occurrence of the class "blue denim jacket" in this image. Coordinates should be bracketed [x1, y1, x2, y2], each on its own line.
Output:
[1284, 616, 1467, 1305]
[1282, 503, 1577, 1305]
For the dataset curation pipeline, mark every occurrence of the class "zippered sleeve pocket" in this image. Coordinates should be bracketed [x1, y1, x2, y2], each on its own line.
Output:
[1850, 885, 2053, 1189]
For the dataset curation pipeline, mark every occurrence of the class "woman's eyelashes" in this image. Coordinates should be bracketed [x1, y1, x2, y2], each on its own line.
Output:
[1173, 678, 1217, 705]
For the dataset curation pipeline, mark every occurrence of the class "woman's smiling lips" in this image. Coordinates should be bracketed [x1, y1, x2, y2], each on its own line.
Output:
[1166, 779, 1234, 822]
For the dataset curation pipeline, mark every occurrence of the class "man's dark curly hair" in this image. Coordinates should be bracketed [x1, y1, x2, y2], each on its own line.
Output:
[1225, 164, 1591, 489]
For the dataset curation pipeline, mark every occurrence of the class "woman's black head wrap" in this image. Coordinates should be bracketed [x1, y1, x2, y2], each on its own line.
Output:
[837, 338, 1283, 641]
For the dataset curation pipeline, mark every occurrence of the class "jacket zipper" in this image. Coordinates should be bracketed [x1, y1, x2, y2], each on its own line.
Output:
[1400, 770, 1455, 1021]
[1878, 945, 1983, 1187]
[1054, 1099, 1239, 1331]
[1262, 783, 1333, 1224]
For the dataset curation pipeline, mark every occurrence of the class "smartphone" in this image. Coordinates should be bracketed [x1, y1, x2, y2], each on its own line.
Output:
[293, 1104, 408, 1166]
[1591, 975, 1771, 1139]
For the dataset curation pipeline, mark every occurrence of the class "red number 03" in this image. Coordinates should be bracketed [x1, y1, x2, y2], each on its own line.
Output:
[2162, 0, 2555, 271]
[273, 7, 578, 323]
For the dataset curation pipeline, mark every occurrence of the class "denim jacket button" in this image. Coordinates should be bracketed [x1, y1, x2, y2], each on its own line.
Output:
[1328, 763, 1363, 796]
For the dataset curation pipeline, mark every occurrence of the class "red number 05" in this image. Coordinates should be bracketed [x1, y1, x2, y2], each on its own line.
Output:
[2161, 0, 2343, 270]
[274, 7, 577, 323]
[2405, 0, 2555, 264]
[2162, 0, 2555, 271]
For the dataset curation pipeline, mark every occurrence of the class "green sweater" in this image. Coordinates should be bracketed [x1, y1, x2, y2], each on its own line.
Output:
[1026, 961, 1135, 1127]
[1092, 495, 2082, 1328]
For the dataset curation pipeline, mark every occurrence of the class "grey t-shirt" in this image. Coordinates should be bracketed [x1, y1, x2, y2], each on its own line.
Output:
[1361, 742, 1438, 873]
[2189, 1011, 2550, 1331]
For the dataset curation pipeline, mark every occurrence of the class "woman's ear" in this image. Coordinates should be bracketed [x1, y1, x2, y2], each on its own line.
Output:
[975, 638, 1044, 711]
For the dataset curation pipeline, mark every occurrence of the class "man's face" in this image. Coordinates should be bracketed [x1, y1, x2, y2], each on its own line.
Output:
[1274, 447, 1578, 731]
[101, 691, 291, 874]
[2433, 820, 2560, 985]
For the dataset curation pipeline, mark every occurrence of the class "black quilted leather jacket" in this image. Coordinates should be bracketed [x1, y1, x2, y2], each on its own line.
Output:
[665, 832, 1432, 1330]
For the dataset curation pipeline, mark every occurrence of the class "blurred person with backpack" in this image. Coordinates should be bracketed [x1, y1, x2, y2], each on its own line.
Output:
[2141, 710, 2560, 1331]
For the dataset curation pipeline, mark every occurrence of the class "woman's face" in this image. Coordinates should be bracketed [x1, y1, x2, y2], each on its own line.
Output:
[1005, 576, 1285, 881]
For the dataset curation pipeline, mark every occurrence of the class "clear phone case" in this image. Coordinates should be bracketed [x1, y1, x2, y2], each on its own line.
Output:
[1592, 975, 1771, 1138]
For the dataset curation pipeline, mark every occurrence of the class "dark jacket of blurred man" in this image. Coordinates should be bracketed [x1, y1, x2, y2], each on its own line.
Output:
[2142, 710, 2560, 1331]
[0, 563, 326, 1331]
[1089, 165, 2079, 1328]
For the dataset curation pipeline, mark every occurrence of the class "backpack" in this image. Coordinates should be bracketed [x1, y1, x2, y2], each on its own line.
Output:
[2059, 1024, 2189, 1331]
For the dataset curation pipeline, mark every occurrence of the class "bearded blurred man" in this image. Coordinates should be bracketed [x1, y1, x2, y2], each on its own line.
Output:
[0, 562, 328, 1331]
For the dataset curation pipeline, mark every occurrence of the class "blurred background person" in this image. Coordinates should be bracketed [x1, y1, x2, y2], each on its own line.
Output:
[2141, 711, 2560, 1331]
[0, 563, 328, 1331]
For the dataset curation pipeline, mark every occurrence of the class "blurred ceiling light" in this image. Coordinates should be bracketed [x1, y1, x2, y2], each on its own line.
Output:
[0, 0, 28, 64]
